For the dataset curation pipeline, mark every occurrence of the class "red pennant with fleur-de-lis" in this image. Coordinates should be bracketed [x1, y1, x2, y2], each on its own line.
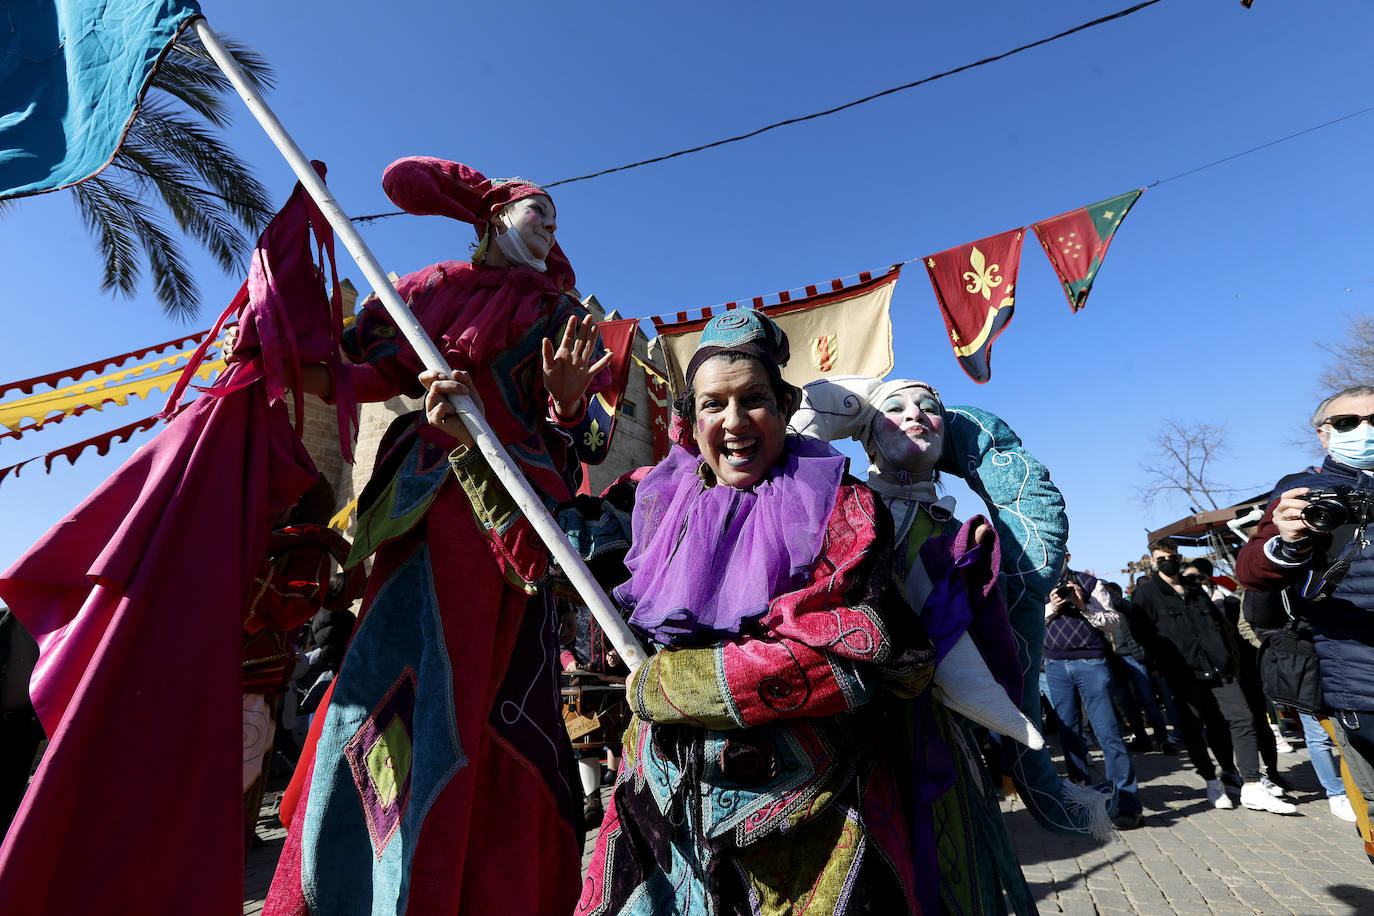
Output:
[576, 317, 640, 494]
[923, 227, 1025, 384]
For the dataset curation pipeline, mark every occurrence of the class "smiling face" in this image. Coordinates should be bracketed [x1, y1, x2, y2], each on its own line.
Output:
[497, 194, 557, 259]
[870, 386, 945, 476]
[690, 355, 791, 489]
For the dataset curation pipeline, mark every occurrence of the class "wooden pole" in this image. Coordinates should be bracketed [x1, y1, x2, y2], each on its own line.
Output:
[190, 16, 648, 671]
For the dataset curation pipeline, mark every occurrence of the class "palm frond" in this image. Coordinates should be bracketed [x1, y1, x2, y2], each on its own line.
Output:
[72, 177, 144, 296]
[112, 144, 248, 274]
[120, 197, 197, 319]
[126, 102, 274, 231]
[147, 58, 234, 127]
[59, 31, 277, 316]
[78, 172, 199, 318]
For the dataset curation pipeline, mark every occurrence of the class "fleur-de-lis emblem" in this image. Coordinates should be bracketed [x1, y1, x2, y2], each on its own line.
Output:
[962, 247, 1003, 301]
[583, 418, 606, 450]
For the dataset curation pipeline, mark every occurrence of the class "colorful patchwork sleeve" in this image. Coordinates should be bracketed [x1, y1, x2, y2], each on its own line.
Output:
[446, 445, 549, 592]
[630, 484, 936, 729]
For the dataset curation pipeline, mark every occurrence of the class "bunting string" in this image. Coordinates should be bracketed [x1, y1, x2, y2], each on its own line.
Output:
[648, 264, 907, 329]
[0, 404, 100, 442]
[0, 414, 160, 488]
[0, 356, 225, 432]
[0, 329, 214, 400]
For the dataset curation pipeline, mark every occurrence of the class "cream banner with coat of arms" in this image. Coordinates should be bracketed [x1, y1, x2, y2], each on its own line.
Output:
[649, 268, 899, 396]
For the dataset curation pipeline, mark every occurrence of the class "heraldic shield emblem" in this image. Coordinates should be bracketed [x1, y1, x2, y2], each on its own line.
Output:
[810, 333, 837, 372]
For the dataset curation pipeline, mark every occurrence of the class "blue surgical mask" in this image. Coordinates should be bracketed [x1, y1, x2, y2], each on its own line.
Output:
[1329, 424, 1374, 469]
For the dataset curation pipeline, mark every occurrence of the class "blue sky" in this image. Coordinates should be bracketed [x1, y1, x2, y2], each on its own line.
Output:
[2, 0, 1371, 583]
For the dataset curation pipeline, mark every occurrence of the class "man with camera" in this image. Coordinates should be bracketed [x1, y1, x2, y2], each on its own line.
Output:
[1237, 385, 1374, 840]
[1042, 558, 1145, 829]
[1131, 537, 1297, 814]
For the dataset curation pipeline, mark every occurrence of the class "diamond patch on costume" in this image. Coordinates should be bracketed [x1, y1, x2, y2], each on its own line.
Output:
[365, 716, 413, 807]
[346, 667, 418, 856]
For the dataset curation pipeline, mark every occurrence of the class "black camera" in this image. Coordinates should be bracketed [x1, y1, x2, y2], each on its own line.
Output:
[1298, 486, 1374, 533]
[1054, 572, 1082, 615]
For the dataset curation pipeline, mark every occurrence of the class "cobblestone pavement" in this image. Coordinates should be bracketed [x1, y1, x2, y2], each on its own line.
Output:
[1008, 739, 1374, 915]
[245, 737, 1374, 914]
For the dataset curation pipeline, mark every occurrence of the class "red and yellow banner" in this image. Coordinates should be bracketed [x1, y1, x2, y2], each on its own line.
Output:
[924, 228, 1024, 385]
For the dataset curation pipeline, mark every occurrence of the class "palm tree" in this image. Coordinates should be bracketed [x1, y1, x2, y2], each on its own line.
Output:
[67, 34, 277, 320]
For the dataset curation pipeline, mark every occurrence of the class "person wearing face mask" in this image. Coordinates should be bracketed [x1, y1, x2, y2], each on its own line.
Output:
[1238, 385, 1374, 850]
[1130, 538, 1298, 814]
[262, 158, 614, 916]
[1181, 559, 1293, 799]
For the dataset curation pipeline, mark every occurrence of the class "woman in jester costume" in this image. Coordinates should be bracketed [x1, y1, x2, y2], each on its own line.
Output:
[265, 157, 613, 915]
[793, 375, 1115, 914]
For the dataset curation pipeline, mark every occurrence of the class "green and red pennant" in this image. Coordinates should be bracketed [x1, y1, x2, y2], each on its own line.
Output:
[924, 227, 1025, 384]
[1032, 189, 1142, 312]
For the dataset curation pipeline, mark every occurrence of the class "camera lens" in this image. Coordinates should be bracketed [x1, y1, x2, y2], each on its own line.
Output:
[1301, 499, 1347, 533]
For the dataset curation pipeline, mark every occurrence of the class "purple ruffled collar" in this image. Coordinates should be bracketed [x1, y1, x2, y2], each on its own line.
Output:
[613, 436, 847, 647]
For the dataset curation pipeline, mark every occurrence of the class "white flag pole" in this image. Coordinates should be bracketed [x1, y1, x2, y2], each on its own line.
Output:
[190, 17, 648, 671]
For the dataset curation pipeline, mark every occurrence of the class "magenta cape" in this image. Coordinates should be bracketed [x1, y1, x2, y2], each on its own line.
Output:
[0, 173, 349, 915]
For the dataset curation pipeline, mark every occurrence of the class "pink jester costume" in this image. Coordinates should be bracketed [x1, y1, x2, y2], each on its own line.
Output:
[266, 158, 611, 915]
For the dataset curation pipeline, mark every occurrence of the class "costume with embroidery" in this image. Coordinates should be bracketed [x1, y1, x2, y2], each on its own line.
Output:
[266, 158, 610, 916]
[550, 437, 936, 915]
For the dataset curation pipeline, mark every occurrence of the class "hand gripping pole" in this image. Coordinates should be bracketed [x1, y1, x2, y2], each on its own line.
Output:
[191, 17, 648, 671]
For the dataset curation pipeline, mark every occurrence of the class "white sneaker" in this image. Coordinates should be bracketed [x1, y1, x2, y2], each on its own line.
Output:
[1259, 773, 1288, 797]
[1206, 779, 1235, 809]
[1330, 794, 1359, 823]
[1240, 782, 1298, 814]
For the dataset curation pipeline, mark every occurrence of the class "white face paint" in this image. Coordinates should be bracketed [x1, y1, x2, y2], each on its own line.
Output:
[871, 386, 945, 476]
[496, 195, 556, 260]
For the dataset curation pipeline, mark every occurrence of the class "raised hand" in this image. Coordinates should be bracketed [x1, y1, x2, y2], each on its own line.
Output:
[542, 315, 613, 421]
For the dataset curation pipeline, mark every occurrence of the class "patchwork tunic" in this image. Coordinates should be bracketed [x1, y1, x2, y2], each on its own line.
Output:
[885, 500, 1037, 916]
[574, 480, 936, 916]
[265, 259, 610, 916]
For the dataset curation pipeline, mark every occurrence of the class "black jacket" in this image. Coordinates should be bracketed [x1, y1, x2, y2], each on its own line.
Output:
[1237, 457, 1374, 712]
[1129, 574, 1236, 684]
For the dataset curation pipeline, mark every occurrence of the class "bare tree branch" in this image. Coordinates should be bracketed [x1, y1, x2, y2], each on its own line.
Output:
[1138, 419, 1251, 510]
[1315, 312, 1374, 393]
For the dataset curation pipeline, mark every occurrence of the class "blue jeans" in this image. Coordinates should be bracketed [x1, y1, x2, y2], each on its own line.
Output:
[1301, 713, 1345, 798]
[1045, 656, 1141, 816]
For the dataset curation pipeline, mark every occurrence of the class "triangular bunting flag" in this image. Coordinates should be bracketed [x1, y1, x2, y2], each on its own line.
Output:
[1032, 189, 1142, 312]
[924, 228, 1024, 384]
[577, 318, 640, 494]
[644, 368, 671, 462]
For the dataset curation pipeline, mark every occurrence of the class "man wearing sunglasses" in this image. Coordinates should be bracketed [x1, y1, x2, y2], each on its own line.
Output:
[1237, 385, 1374, 846]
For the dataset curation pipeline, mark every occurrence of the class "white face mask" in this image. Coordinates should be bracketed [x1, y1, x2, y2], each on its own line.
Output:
[493, 210, 548, 272]
[1329, 423, 1374, 469]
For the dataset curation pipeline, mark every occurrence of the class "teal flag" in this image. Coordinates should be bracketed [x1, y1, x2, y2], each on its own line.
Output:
[0, 0, 201, 200]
